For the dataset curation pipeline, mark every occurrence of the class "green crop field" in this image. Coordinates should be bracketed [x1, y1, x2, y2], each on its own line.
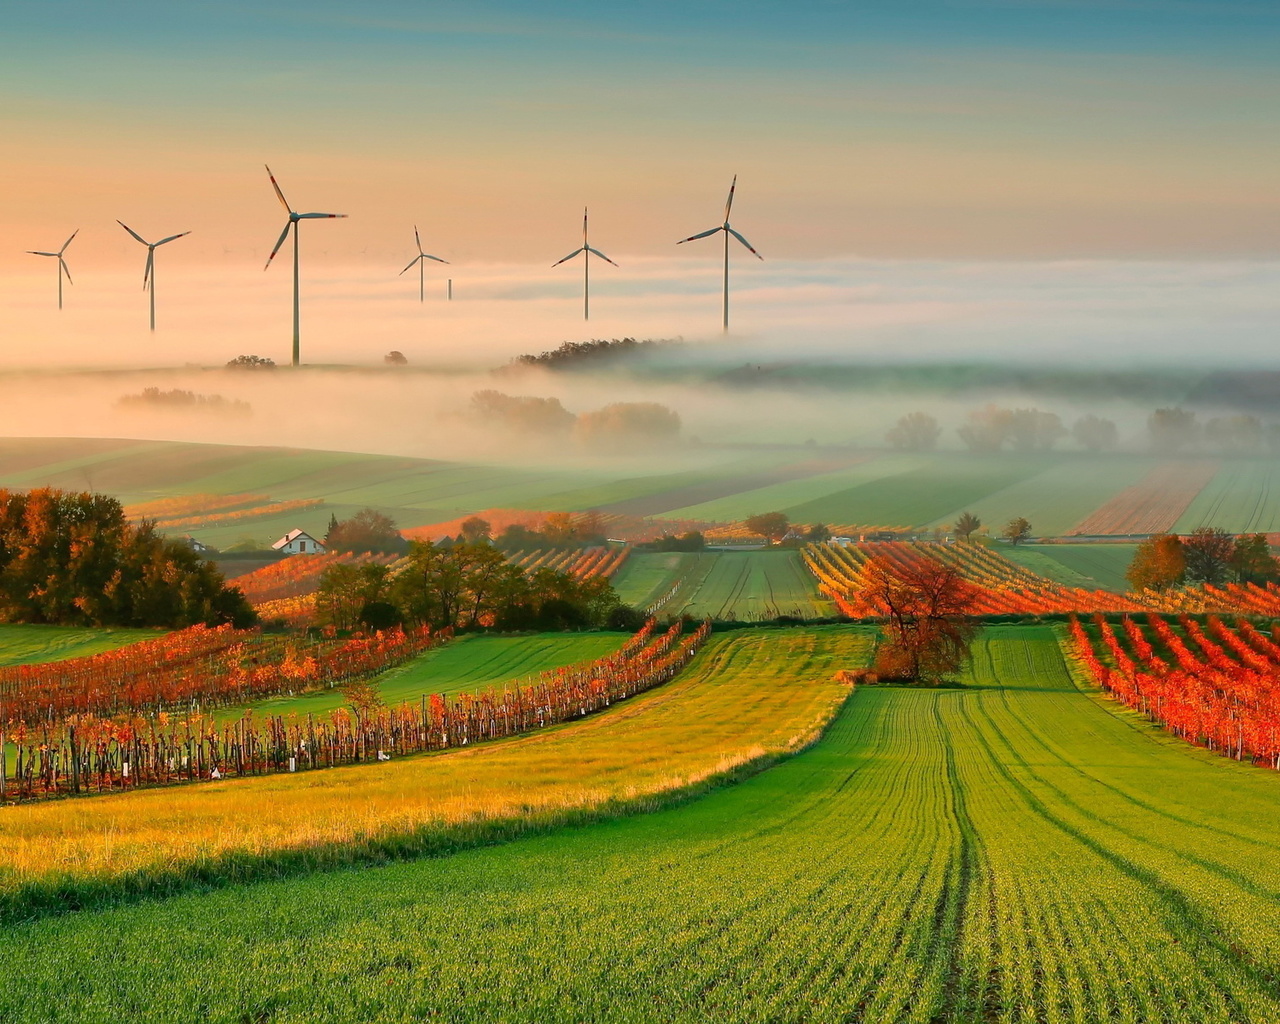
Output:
[926, 457, 1156, 536]
[609, 551, 694, 608]
[651, 550, 829, 620]
[0, 623, 159, 667]
[1005, 543, 1139, 592]
[1174, 459, 1280, 534]
[783, 455, 1053, 527]
[8, 625, 1280, 1022]
[216, 632, 629, 722]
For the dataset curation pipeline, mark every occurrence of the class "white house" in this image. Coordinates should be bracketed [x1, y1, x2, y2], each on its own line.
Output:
[182, 535, 211, 553]
[272, 528, 326, 555]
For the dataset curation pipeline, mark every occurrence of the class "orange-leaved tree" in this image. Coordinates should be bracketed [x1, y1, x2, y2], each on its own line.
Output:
[861, 555, 980, 685]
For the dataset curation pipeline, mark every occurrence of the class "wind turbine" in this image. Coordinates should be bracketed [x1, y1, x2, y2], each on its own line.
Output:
[552, 207, 616, 321]
[117, 221, 190, 331]
[677, 175, 762, 333]
[263, 165, 347, 366]
[399, 226, 448, 302]
[27, 230, 78, 310]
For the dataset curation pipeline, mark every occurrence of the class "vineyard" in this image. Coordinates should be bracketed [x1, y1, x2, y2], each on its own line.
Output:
[125, 492, 324, 530]
[506, 546, 629, 579]
[0, 623, 444, 729]
[0, 619, 708, 802]
[803, 541, 1147, 615]
[1069, 612, 1280, 767]
[12, 627, 1280, 1021]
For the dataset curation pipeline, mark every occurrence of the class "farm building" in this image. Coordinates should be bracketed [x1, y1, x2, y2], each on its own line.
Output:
[181, 535, 211, 553]
[272, 528, 326, 555]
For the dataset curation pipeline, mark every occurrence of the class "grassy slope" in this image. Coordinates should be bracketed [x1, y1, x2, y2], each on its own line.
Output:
[0, 624, 159, 667]
[1005, 543, 1138, 592]
[216, 632, 629, 722]
[609, 551, 694, 608]
[0, 627, 867, 919]
[7, 627, 1280, 1021]
[926, 457, 1155, 535]
[785, 455, 1051, 527]
[1174, 459, 1280, 534]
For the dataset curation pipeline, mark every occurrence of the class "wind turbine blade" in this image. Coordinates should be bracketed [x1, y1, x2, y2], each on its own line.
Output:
[724, 175, 738, 221]
[155, 231, 191, 246]
[264, 221, 291, 269]
[552, 247, 585, 267]
[265, 165, 291, 212]
[60, 229, 79, 254]
[143, 250, 154, 290]
[28, 251, 57, 257]
[399, 256, 421, 275]
[59, 258, 73, 285]
[298, 212, 347, 219]
[587, 246, 618, 267]
[582, 207, 588, 245]
[421, 253, 449, 264]
[414, 226, 423, 254]
[117, 220, 148, 246]
[728, 227, 763, 259]
[677, 227, 722, 244]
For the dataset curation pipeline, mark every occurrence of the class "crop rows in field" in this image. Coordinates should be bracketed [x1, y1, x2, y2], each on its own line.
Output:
[1068, 461, 1219, 535]
[1071, 612, 1280, 766]
[12, 627, 1280, 1021]
[804, 541, 1147, 615]
[506, 546, 628, 579]
[647, 550, 830, 621]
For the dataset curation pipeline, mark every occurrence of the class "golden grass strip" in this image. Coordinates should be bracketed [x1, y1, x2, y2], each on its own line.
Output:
[0, 627, 869, 917]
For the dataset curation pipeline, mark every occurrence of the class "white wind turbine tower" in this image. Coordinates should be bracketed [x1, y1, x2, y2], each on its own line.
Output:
[677, 175, 762, 333]
[399, 227, 449, 302]
[552, 208, 617, 321]
[117, 221, 190, 331]
[27, 230, 78, 310]
[263, 165, 347, 366]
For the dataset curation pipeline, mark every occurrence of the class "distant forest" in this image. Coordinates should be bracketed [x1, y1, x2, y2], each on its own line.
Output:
[510, 337, 680, 371]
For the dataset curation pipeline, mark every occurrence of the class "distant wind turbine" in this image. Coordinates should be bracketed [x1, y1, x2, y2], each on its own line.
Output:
[552, 207, 616, 321]
[263, 165, 347, 366]
[399, 227, 449, 302]
[117, 221, 190, 331]
[27, 230, 78, 310]
[677, 175, 762, 333]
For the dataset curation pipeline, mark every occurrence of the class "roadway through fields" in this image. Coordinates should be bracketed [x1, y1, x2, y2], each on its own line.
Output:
[6, 626, 1280, 1022]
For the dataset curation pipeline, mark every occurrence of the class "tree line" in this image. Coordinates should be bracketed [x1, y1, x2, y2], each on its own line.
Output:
[1127, 529, 1279, 592]
[887, 406, 1280, 455]
[470, 390, 681, 450]
[0, 489, 254, 628]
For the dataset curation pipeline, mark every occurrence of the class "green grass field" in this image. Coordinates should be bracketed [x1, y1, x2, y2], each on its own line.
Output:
[1004, 543, 1138, 592]
[784, 455, 1052, 527]
[926, 456, 1156, 536]
[217, 632, 629, 722]
[8, 625, 1280, 1021]
[612, 550, 829, 619]
[1174, 459, 1280, 534]
[0, 623, 159, 667]
[609, 551, 694, 608]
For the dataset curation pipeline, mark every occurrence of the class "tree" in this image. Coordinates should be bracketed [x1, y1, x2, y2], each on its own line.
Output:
[574, 402, 682, 450]
[1231, 534, 1280, 585]
[886, 412, 941, 452]
[470, 390, 575, 434]
[316, 563, 392, 631]
[339, 676, 385, 721]
[744, 512, 790, 544]
[384, 350, 408, 365]
[1072, 415, 1118, 452]
[1126, 534, 1186, 592]
[956, 405, 1013, 452]
[954, 512, 981, 541]
[1205, 415, 1263, 455]
[225, 354, 275, 370]
[1148, 407, 1199, 453]
[1007, 409, 1066, 452]
[862, 556, 979, 684]
[1002, 517, 1031, 545]
[804, 523, 831, 543]
[460, 516, 492, 544]
[1183, 526, 1234, 585]
[324, 509, 406, 555]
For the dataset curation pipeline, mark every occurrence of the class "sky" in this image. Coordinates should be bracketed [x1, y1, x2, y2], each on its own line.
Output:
[2, 0, 1278, 368]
